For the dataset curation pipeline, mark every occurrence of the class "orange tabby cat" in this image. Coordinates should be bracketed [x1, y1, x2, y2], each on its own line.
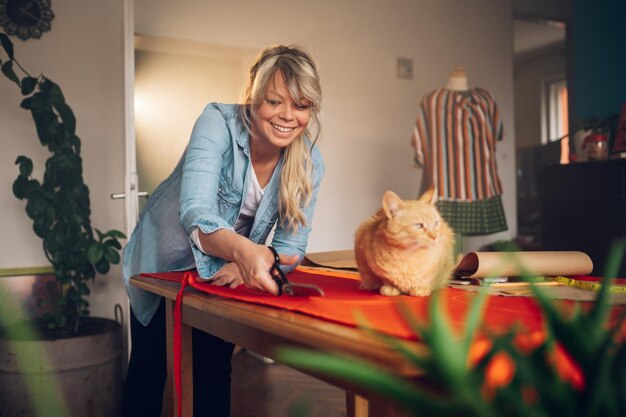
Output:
[354, 187, 455, 296]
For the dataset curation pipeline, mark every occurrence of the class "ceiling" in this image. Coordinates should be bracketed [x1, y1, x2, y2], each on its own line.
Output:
[513, 19, 566, 55]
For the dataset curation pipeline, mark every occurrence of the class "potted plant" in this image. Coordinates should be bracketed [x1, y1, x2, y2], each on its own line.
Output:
[0, 33, 126, 417]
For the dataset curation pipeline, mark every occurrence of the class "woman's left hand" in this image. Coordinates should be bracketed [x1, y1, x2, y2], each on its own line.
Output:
[211, 262, 244, 288]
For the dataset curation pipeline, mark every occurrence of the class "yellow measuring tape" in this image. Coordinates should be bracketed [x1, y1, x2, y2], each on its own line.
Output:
[551, 276, 626, 294]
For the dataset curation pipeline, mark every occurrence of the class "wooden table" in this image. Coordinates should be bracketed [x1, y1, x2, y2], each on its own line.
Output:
[130, 274, 426, 417]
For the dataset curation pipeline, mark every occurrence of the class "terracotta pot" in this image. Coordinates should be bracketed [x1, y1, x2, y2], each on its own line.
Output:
[0, 317, 123, 417]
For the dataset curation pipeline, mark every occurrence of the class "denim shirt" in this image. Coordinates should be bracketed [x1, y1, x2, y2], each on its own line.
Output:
[122, 103, 325, 325]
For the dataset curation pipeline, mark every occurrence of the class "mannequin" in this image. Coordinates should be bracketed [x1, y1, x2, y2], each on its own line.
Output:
[446, 66, 469, 91]
[412, 65, 508, 246]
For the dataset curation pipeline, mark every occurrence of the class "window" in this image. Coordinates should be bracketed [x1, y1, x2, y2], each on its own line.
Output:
[542, 77, 569, 143]
[541, 76, 570, 164]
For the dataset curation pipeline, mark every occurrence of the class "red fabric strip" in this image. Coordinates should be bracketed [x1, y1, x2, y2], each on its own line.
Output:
[173, 271, 190, 417]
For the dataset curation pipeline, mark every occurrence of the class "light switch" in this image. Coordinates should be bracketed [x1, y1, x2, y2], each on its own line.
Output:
[397, 57, 413, 79]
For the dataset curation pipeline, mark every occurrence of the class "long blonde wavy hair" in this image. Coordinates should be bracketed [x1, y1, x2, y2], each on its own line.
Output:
[241, 45, 322, 233]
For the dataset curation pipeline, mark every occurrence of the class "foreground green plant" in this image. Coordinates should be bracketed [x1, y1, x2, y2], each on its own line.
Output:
[279, 241, 626, 417]
[0, 33, 125, 335]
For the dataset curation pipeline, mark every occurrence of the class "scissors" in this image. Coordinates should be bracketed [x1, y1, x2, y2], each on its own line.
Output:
[268, 246, 325, 297]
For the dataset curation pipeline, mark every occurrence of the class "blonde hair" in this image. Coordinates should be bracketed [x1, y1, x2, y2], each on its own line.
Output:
[241, 45, 322, 232]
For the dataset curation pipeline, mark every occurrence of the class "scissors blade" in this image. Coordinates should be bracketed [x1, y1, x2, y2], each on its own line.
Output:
[283, 282, 325, 297]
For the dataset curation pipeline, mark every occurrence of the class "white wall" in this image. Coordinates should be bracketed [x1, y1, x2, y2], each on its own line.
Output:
[0, 0, 127, 321]
[134, 0, 518, 252]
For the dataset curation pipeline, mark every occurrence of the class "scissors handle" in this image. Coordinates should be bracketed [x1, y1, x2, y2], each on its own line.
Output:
[267, 246, 325, 297]
[267, 246, 286, 296]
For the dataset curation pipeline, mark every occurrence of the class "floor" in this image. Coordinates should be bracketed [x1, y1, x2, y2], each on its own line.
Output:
[231, 349, 347, 417]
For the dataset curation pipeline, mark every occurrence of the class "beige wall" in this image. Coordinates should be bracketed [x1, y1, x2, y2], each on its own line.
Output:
[0, 0, 127, 321]
[134, 0, 518, 252]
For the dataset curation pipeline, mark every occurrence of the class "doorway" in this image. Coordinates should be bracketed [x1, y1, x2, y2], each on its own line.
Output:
[134, 36, 257, 209]
[512, 17, 567, 250]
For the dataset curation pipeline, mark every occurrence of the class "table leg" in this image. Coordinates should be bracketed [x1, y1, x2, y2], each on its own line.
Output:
[346, 391, 369, 417]
[164, 299, 194, 417]
[368, 394, 412, 417]
[346, 390, 413, 417]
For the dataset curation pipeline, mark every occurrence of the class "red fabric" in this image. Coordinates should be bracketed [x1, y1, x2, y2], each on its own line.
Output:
[150, 269, 622, 415]
[572, 276, 626, 285]
[173, 272, 188, 417]
[140, 268, 587, 340]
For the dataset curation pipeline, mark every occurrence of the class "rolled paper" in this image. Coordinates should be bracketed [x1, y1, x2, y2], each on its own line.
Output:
[454, 251, 593, 278]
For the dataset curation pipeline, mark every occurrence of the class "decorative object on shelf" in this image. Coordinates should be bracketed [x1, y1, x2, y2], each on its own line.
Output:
[0, 0, 54, 41]
[582, 132, 609, 161]
[573, 115, 617, 162]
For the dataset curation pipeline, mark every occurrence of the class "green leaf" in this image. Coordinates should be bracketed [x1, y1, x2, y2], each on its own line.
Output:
[0, 33, 14, 60]
[55, 101, 76, 135]
[20, 76, 37, 95]
[2, 60, 20, 86]
[461, 291, 488, 357]
[354, 308, 431, 372]
[95, 258, 110, 274]
[20, 96, 32, 109]
[105, 229, 127, 239]
[278, 347, 459, 416]
[12, 176, 30, 200]
[104, 245, 121, 264]
[86, 243, 104, 264]
[106, 238, 122, 250]
[15, 155, 33, 177]
[428, 291, 466, 383]
[590, 239, 625, 326]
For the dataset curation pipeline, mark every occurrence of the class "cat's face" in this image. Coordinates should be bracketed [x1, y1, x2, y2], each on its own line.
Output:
[381, 189, 444, 248]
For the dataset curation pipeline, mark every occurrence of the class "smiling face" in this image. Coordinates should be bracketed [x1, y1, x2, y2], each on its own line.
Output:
[250, 70, 312, 151]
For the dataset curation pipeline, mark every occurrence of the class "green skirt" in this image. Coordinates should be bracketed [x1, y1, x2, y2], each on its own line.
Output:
[436, 195, 508, 236]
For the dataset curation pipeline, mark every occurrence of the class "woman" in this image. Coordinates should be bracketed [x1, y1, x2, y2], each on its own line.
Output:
[121, 44, 324, 417]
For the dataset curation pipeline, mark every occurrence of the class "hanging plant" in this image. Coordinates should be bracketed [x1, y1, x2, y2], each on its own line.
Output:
[0, 32, 125, 336]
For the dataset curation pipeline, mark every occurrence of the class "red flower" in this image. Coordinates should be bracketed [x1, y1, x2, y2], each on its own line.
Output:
[550, 343, 585, 391]
[513, 331, 545, 355]
[482, 352, 516, 400]
[468, 337, 492, 368]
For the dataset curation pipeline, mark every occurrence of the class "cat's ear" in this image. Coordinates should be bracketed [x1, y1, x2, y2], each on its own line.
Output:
[418, 186, 438, 204]
[382, 191, 404, 219]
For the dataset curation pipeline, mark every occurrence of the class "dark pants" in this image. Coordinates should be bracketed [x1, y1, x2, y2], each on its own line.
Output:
[122, 298, 235, 417]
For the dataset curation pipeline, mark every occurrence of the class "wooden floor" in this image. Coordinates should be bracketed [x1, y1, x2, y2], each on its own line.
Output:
[231, 349, 346, 417]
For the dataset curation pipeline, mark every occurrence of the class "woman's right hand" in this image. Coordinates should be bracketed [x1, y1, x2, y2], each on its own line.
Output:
[196, 228, 298, 295]
[234, 243, 298, 295]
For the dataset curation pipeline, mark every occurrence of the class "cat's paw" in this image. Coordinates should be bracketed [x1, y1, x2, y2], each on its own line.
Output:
[380, 285, 402, 296]
[408, 286, 432, 297]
